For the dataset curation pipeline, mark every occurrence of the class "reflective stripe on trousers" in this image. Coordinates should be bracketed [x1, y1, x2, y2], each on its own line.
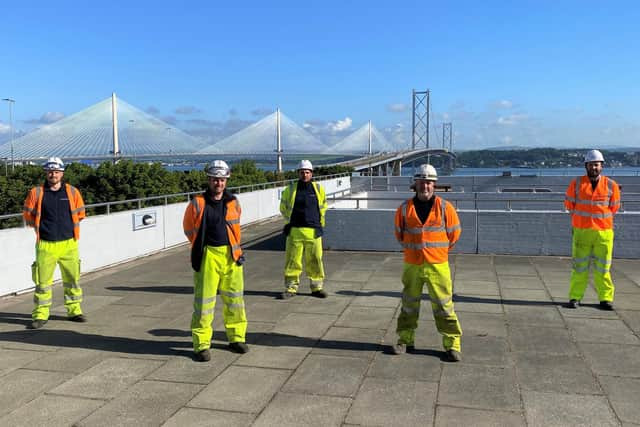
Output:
[283, 226, 325, 292]
[569, 227, 615, 302]
[192, 245, 247, 352]
[32, 238, 82, 320]
[397, 261, 462, 352]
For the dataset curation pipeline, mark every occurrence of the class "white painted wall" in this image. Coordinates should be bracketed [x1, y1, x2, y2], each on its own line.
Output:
[0, 177, 349, 297]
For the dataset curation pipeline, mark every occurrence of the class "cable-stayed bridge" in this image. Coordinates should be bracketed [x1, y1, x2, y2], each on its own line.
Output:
[0, 94, 443, 169]
[331, 148, 456, 176]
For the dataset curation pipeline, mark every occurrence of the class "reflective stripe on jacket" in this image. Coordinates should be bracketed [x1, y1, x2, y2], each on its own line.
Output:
[279, 181, 327, 227]
[394, 196, 461, 265]
[564, 175, 620, 230]
[23, 183, 86, 242]
[183, 194, 243, 262]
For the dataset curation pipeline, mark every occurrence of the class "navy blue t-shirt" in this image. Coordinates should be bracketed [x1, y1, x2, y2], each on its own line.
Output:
[39, 185, 74, 242]
[289, 181, 321, 228]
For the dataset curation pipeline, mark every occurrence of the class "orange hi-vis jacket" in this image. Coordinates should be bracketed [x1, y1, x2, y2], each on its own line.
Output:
[23, 183, 86, 242]
[564, 175, 620, 230]
[183, 193, 243, 262]
[395, 196, 462, 265]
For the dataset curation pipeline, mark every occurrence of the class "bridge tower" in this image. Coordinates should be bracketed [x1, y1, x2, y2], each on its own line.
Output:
[442, 122, 454, 170]
[111, 93, 120, 163]
[275, 108, 283, 173]
[412, 89, 430, 151]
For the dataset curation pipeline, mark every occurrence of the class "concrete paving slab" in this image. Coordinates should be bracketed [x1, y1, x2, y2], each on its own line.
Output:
[282, 354, 369, 397]
[501, 288, 553, 303]
[50, 357, 164, 399]
[457, 312, 508, 337]
[147, 348, 239, 384]
[438, 365, 521, 410]
[327, 269, 373, 282]
[162, 407, 255, 427]
[495, 263, 538, 276]
[522, 390, 619, 427]
[235, 344, 310, 369]
[515, 352, 601, 394]
[252, 392, 352, 427]
[0, 348, 45, 376]
[618, 309, 640, 335]
[335, 306, 395, 329]
[462, 335, 511, 366]
[434, 406, 526, 427]
[453, 280, 500, 295]
[76, 380, 202, 427]
[0, 394, 105, 427]
[346, 377, 437, 426]
[312, 326, 384, 358]
[509, 325, 580, 355]
[272, 312, 337, 339]
[504, 305, 565, 326]
[599, 375, 640, 424]
[454, 270, 497, 282]
[580, 343, 640, 377]
[188, 366, 290, 413]
[0, 369, 72, 417]
[498, 275, 546, 290]
[367, 351, 442, 382]
[292, 295, 351, 315]
[22, 348, 107, 374]
[613, 293, 640, 310]
[566, 317, 640, 345]
[450, 294, 504, 314]
[350, 293, 401, 308]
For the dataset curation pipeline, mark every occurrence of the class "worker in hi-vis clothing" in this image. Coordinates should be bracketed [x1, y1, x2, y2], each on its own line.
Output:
[564, 149, 621, 311]
[393, 164, 463, 362]
[183, 160, 249, 362]
[279, 160, 328, 299]
[23, 157, 87, 329]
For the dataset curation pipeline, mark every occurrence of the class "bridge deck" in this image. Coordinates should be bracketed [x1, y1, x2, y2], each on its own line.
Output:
[0, 219, 639, 426]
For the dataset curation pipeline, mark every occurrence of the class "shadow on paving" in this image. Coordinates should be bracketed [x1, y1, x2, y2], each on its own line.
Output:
[105, 286, 291, 299]
[0, 312, 73, 328]
[336, 290, 568, 307]
[244, 232, 285, 251]
[0, 328, 193, 358]
[147, 329, 446, 359]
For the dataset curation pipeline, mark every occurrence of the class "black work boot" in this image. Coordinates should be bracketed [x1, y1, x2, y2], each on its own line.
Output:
[279, 291, 296, 300]
[229, 342, 249, 354]
[69, 314, 87, 322]
[29, 319, 48, 329]
[195, 349, 211, 362]
[444, 349, 462, 362]
[567, 299, 580, 309]
[599, 301, 614, 311]
[311, 289, 328, 298]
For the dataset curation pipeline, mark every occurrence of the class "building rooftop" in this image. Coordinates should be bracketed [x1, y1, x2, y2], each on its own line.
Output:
[1, 219, 639, 426]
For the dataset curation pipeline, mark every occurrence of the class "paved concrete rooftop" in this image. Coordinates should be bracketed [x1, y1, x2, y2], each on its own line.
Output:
[1, 219, 639, 426]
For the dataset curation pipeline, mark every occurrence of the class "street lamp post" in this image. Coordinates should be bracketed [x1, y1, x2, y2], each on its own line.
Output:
[2, 98, 15, 173]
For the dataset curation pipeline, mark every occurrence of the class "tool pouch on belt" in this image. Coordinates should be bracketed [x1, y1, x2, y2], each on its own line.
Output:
[283, 223, 292, 237]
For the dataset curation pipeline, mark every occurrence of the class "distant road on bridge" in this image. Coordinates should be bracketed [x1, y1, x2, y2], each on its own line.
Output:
[331, 148, 456, 174]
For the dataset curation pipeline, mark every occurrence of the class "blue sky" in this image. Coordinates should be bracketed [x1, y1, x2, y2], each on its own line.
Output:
[1, 0, 639, 150]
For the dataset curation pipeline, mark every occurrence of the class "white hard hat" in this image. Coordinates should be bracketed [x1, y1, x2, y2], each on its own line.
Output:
[413, 164, 438, 181]
[297, 160, 313, 171]
[43, 156, 65, 171]
[584, 149, 604, 163]
[205, 160, 231, 178]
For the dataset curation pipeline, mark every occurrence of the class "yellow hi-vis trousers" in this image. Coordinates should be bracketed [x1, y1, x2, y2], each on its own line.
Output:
[31, 238, 83, 320]
[283, 226, 325, 293]
[192, 245, 247, 352]
[569, 227, 615, 302]
[397, 262, 462, 352]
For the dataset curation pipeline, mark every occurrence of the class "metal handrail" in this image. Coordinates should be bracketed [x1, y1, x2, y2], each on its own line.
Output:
[0, 172, 351, 224]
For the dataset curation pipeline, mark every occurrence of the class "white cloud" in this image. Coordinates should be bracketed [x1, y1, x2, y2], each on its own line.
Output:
[0, 123, 10, 134]
[329, 117, 352, 132]
[497, 114, 528, 126]
[24, 112, 65, 125]
[493, 100, 514, 109]
[387, 103, 408, 112]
